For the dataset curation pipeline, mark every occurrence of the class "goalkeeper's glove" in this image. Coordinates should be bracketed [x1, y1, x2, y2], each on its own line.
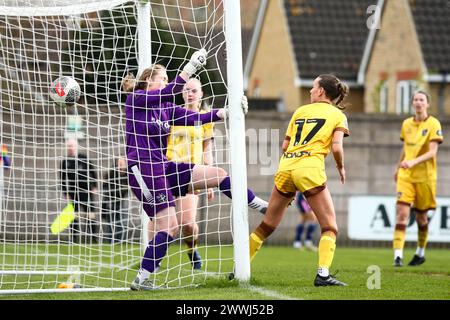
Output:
[241, 94, 249, 115]
[183, 48, 207, 77]
[217, 95, 249, 119]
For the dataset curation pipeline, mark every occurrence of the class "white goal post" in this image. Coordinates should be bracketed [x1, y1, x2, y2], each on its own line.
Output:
[0, 0, 250, 294]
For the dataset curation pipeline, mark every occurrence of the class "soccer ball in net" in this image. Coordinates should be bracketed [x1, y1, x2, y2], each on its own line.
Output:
[49, 76, 81, 107]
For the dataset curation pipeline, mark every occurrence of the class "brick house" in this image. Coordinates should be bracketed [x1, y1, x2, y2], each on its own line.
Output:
[244, 0, 450, 115]
[363, 0, 450, 116]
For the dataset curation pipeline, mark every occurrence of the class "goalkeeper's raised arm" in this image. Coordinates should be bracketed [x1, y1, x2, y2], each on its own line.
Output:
[121, 48, 207, 96]
[180, 48, 208, 80]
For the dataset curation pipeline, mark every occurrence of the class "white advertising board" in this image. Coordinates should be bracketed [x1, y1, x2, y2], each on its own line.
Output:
[348, 196, 450, 242]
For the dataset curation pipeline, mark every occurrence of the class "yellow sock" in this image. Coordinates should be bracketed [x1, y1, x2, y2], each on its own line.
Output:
[249, 233, 263, 262]
[318, 231, 336, 271]
[418, 224, 428, 249]
[393, 224, 406, 250]
[249, 222, 275, 262]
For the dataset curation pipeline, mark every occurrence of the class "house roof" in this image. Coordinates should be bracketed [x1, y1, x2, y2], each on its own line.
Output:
[411, 0, 450, 75]
[283, 0, 374, 81]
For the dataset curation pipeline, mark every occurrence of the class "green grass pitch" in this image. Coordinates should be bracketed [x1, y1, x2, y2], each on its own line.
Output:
[0, 246, 449, 300]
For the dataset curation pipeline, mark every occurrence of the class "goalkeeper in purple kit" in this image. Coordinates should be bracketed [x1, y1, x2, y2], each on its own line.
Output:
[122, 49, 268, 290]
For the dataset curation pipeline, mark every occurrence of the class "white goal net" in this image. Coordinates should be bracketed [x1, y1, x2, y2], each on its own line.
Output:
[0, 0, 246, 293]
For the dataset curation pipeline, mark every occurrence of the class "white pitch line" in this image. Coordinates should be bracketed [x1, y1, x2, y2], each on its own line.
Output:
[243, 284, 301, 300]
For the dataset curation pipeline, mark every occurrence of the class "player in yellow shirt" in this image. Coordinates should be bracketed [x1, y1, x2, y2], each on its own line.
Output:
[147, 78, 214, 270]
[249, 74, 349, 286]
[393, 91, 443, 267]
[166, 79, 214, 167]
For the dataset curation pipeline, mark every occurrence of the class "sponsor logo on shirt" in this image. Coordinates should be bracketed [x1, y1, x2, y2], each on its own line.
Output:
[151, 117, 170, 131]
[437, 130, 443, 136]
[282, 151, 311, 159]
[422, 129, 428, 136]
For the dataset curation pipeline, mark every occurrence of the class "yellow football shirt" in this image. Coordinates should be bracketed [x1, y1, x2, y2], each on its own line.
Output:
[166, 110, 214, 164]
[278, 102, 349, 171]
[398, 116, 443, 182]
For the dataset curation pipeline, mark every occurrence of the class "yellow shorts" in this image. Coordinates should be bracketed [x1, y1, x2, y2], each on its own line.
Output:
[274, 167, 327, 197]
[396, 178, 436, 211]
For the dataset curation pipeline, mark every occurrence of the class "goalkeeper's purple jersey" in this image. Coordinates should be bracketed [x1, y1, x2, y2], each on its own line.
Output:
[125, 75, 221, 166]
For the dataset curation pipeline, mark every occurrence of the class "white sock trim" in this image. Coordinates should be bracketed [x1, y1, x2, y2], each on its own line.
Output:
[394, 249, 403, 259]
[318, 267, 329, 277]
[137, 268, 151, 282]
[416, 247, 425, 257]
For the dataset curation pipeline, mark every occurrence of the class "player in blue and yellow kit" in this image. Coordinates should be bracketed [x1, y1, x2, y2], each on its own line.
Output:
[249, 74, 349, 286]
[293, 192, 318, 251]
[393, 91, 443, 267]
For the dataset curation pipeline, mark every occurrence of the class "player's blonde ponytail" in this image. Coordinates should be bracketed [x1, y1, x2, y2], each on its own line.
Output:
[121, 73, 136, 92]
[121, 64, 167, 92]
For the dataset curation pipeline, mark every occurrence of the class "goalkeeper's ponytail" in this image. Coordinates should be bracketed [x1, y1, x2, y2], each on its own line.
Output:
[318, 74, 349, 110]
[121, 64, 167, 92]
[121, 73, 136, 92]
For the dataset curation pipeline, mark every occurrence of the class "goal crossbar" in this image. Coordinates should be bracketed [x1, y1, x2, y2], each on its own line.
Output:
[0, 0, 130, 16]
